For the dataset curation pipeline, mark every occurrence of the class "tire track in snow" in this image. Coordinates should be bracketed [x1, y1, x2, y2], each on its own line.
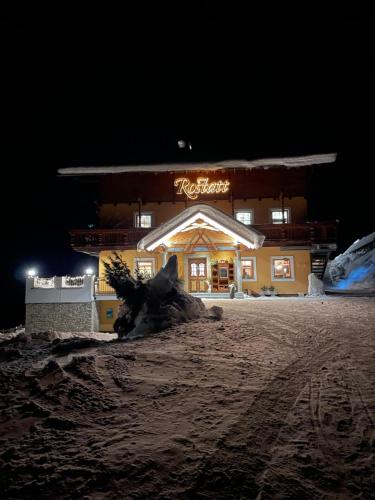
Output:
[188, 340, 339, 499]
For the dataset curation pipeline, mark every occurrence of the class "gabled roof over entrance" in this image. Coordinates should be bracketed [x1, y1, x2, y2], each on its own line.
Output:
[137, 204, 265, 251]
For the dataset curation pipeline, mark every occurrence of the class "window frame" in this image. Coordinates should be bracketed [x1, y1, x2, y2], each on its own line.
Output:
[134, 257, 156, 278]
[133, 211, 153, 228]
[234, 209, 254, 226]
[240, 256, 257, 282]
[190, 262, 198, 276]
[271, 256, 295, 282]
[269, 207, 291, 224]
[198, 262, 206, 277]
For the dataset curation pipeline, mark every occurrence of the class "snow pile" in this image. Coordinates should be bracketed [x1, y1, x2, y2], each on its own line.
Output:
[0, 329, 115, 344]
[0, 326, 25, 343]
[326, 232, 375, 291]
[308, 273, 325, 296]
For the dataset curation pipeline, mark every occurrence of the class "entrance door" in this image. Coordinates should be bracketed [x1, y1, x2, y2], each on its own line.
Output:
[188, 258, 207, 292]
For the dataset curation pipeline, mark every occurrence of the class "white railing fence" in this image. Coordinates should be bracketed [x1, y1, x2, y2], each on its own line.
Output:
[33, 277, 55, 288]
[62, 276, 85, 288]
[26, 275, 95, 304]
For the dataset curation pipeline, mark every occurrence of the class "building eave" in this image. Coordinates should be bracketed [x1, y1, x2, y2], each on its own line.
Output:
[58, 153, 337, 176]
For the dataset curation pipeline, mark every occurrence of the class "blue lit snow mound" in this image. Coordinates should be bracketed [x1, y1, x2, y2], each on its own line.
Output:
[325, 232, 375, 292]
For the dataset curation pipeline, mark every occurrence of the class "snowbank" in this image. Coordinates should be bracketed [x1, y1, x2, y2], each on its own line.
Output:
[0, 328, 116, 344]
[325, 233, 375, 291]
[0, 327, 25, 343]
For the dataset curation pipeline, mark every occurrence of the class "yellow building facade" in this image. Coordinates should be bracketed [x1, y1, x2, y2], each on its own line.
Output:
[62, 154, 337, 331]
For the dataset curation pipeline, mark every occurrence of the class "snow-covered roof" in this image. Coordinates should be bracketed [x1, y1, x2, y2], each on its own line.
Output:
[137, 203, 265, 251]
[58, 153, 337, 176]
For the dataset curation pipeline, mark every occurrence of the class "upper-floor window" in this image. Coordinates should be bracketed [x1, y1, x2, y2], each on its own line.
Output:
[134, 212, 153, 228]
[270, 208, 290, 224]
[235, 209, 253, 225]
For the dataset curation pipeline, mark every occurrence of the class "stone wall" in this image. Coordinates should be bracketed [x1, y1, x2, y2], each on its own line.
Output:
[25, 302, 99, 334]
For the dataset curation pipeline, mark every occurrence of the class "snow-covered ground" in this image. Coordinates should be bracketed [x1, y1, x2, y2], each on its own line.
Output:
[0, 329, 116, 344]
[1, 298, 374, 498]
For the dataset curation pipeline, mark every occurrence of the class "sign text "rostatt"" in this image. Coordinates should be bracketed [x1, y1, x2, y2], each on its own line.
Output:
[174, 177, 230, 200]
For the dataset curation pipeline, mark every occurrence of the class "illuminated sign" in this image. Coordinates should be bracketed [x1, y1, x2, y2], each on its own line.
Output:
[174, 177, 230, 200]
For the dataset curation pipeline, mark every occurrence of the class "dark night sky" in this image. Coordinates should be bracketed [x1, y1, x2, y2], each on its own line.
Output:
[1, 4, 374, 328]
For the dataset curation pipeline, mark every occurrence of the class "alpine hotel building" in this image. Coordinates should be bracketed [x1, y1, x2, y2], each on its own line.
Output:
[60, 153, 337, 331]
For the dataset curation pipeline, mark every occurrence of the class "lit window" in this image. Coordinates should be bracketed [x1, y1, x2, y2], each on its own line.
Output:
[198, 262, 206, 276]
[272, 257, 294, 280]
[241, 258, 256, 280]
[190, 263, 198, 276]
[134, 213, 153, 228]
[271, 209, 290, 224]
[235, 210, 253, 225]
[135, 260, 154, 278]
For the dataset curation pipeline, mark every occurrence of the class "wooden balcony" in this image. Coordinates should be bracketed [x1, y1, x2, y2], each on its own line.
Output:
[70, 227, 152, 254]
[70, 222, 337, 253]
[252, 222, 337, 247]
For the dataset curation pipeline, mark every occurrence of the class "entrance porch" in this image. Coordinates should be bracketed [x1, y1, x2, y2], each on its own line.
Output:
[183, 251, 238, 294]
[137, 203, 265, 295]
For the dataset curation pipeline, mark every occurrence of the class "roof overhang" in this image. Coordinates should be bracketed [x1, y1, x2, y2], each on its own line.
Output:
[137, 204, 265, 251]
[58, 153, 337, 176]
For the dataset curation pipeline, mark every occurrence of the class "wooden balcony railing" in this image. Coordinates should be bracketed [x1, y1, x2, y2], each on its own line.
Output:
[70, 222, 337, 252]
[252, 222, 337, 247]
[70, 227, 152, 253]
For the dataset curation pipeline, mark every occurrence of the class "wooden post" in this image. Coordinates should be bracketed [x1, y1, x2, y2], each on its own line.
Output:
[162, 250, 168, 267]
[281, 190, 285, 224]
[235, 248, 242, 292]
[137, 197, 142, 227]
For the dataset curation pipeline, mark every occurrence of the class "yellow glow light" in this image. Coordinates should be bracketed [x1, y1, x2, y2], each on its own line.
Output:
[174, 177, 230, 200]
[146, 211, 255, 251]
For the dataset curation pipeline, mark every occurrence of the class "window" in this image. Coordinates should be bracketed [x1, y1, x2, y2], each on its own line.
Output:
[198, 262, 205, 276]
[134, 212, 153, 228]
[241, 257, 256, 281]
[190, 263, 198, 276]
[271, 256, 295, 281]
[270, 208, 290, 224]
[134, 258, 155, 278]
[235, 210, 253, 225]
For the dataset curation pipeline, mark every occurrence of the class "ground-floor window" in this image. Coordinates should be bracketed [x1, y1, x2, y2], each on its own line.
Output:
[241, 257, 257, 281]
[190, 261, 206, 277]
[271, 256, 295, 281]
[134, 258, 155, 278]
